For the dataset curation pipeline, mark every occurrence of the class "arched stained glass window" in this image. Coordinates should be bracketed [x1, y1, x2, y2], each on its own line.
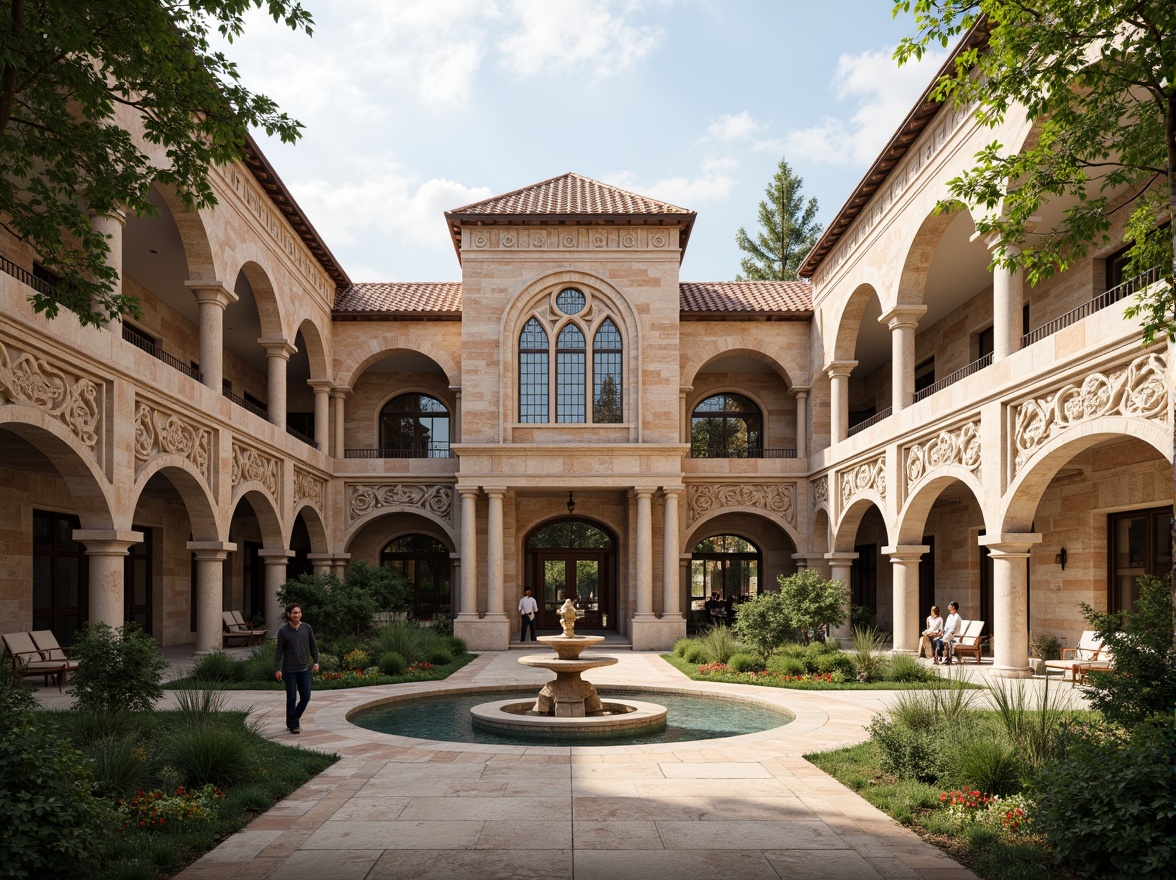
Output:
[379, 393, 450, 458]
[592, 319, 622, 423]
[691, 393, 763, 458]
[556, 323, 586, 423]
[519, 318, 549, 422]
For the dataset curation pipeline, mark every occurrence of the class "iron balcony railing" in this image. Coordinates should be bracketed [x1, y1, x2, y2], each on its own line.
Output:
[285, 424, 317, 448]
[688, 447, 797, 459]
[0, 254, 56, 296]
[1022, 265, 1164, 346]
[914, 353, 992, 402]
[223, 388, 269, 420]
[345, 444, 455, 459]
[122, 325, 204, 382]
[848, 407, 892, 437]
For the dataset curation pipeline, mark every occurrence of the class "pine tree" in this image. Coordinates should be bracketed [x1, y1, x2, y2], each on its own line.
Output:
[735, 157, 822, 281]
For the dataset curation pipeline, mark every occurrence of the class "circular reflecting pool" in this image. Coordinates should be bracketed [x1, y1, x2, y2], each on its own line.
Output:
[349, 689, 793, 747]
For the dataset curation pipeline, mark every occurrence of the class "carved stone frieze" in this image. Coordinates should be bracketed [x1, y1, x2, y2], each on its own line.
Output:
[465, 227, 674, 252]
[134, 401, 211, 481]
[0, 340, 101, 453]
[840, 456, 886, 507]
[811, 475, 828, 507]
[686, 483, 795, 526]
[293, 467, 325, 508]
[347, 483, 454, 526]
[232, 442, 279, 499]
[1012, 352, 1167, 473]
[905, 421, 981, 488]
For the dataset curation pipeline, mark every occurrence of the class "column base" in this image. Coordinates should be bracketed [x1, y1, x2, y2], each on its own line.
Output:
[455, 616, 512, 651]
[989, 664, 1033, 679]
[631, 616, 686, 651]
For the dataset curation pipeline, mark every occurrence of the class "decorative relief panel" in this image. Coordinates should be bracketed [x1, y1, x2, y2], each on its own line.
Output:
[465, 227, 674, 252]
[687, 483, 795, 526]
[232, 442, 279, 499]
[293, 467, 325, 508]
[811, 475, 828, 507]
[1012, 352, 1167, 473]
[840, 456, 886, 507]
[134, 402, 210, 482]
[347, 483, 454, 526]
[905, 421, 980, 489]
[0, 340, 102, 455]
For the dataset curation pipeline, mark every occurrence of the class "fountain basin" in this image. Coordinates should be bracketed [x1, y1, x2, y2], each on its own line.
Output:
[470, 698, 668, 737]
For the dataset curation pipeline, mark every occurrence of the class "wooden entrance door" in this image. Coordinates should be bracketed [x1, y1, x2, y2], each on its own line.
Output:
[537, 552, 610, 630]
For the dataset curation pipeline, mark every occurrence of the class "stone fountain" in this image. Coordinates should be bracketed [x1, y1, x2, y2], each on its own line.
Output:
[469, 598, 667, 737]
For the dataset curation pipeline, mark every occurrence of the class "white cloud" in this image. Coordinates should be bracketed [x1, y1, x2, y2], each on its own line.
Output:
[498, 0, 663, 78]
[706, 112, 760, 142]
[604, 169, 736, 208]
[762, 47, 947, 166]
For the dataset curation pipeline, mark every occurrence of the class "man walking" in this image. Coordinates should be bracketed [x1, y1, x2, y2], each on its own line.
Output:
[518, 588, 538, 641]
[274, 603, 319, 734]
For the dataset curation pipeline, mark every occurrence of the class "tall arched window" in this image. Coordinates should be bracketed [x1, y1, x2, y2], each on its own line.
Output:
[556, 324, 586, 422]
[691, 393, 763, 458]
[592, 319, 622, 423]
[381, 534, 451, 619]
[519, 318, 549, 423]
[690, 535, 761, 605]
[379, 393, 450, 457]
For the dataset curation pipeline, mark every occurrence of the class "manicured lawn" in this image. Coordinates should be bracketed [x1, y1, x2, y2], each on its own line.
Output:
[660, 652, 973, 689]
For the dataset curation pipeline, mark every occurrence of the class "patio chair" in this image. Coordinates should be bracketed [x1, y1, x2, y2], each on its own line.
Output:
[2, 631, 68, 690]
[29, 630, 81, 685]
[222, 612, 258, 647]
[1042, 630, 1106, 685]
[952, 620, 987, 664]
[228, 610, 267, 645]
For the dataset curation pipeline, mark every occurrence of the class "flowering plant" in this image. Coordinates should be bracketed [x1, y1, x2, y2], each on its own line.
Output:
[407, 661, 434, 671]
[695, 662, 837, 685]
[315, 666, 382, 685]
[341, 648, 372, 671]
[114, 784, 224, 832]
[939, 790, 1035, 836]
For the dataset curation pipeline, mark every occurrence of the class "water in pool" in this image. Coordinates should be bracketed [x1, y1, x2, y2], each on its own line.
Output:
[350, 690, 793, 747]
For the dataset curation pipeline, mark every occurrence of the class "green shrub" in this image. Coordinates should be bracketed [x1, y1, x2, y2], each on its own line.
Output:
[776, 568, 849, 644]
[447, 636, 467, 656]
[68, 621, 168, 713]
[682, 643, 710, 664]
[278, 572, 377, 640]
[341, 648, 372, 671]
[849, 627, 887, 682]
[771, 655, 807, 676]
[882, 652, 934, 683]
[239, 641, 277, 682]
[868, 716, 946, 784]
[371, 620, 436, 664]
[728, 652, 765, 673]
[347, 560, 410, 613]
[1029, 632, 1062, 661]
[850, 603, 875, 631]
[53, 707, 148, 745]
[672, 637, 693, 657]
[172, 681, 229, 726]
[0, 660, 36, 719]
[815, 652, 855, 677]
[426, 646, 454, 665]
[85, 732, 155, 797]
[988, 674, 1075, 771]
[699, 625, 743, 664]
[164, 723, 257, 788]
[1032, 717, 1176, 877]
[431, 613, 455, 637]
[378, 651, 407, 675]
[955, 738, 1023, 796]
[189, 650, 240, 682]
[1, 714, 109, 877]
[732, 590, 795, 658]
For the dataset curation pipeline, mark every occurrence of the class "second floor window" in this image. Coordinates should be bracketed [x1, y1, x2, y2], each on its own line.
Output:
[380, 393, 450, 457]
[691, 393, 763, 458]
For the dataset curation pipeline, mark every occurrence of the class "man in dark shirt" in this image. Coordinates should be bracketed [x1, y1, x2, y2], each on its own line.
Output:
[273, 603, 319, 734]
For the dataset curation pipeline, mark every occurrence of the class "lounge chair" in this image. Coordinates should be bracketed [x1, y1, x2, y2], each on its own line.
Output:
[952, 620, 987, 664]
[30, 630, 81, 685]
[229, 610, 267, 645]
[1043, 630, 1111, 685]
[2, 631, 68, 690]
[222, 611, 265, 647]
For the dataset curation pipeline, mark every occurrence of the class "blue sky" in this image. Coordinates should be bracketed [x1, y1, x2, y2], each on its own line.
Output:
[229, 1, 947, 283]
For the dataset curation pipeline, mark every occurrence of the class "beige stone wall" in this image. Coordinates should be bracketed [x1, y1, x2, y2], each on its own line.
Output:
[348, 371, 456, 451]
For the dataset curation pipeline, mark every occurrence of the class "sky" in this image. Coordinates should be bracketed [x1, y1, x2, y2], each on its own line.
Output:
[225, 0, 948, 284]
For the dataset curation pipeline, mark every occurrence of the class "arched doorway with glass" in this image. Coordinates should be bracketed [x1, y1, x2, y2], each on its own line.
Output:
[380, 534, 452, 621]
[524, 519, 617, 631]
[690, 535, 761, 626]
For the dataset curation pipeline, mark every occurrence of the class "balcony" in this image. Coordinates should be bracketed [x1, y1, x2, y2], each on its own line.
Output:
[1022, 265, 1163, 347]
[223, 388, 268, 420]
[915, 354, 992, 403]
[122, 325, 203, 382]
[848, 408, 891, 437]
[285, 424, 317, 448]
[688, 447, 796, 459]
[345, 444, 454, 459]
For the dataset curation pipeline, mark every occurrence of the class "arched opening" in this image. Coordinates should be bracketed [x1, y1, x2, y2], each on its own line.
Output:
[380, 534, 451, 620]
[688, 353, 793, 456]
[690, 392, 763, 458]
[227, 492, 283, 626]
[379, 393, 451, 458]
[347, 350, 454, 457]
[221, 266, 273, 421]
[690, 535, 761, 628]
[524, 519, 617, 631]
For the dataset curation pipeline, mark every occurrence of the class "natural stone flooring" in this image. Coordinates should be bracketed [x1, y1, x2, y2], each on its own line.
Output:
[34, 648, 1089, 880]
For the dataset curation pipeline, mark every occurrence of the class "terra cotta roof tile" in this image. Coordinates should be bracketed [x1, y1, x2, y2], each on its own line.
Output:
[333, 282, 462, 314]
[679, 281, 812, 314]
[447, 172, 692, 216]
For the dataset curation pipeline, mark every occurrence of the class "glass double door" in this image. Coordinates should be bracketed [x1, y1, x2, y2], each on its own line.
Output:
[536, 551, 610, 630]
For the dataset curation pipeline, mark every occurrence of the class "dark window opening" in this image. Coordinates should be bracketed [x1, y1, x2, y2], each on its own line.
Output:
[977, 326, 994, 360]
[691, 393, 763, 458]
[287, 411, 315, 442]
[33, 510, 88, 647]
[851, 543, 877, 618]
[382, 535, 452, 620]
[914, 358, 935, 394]
[379, 393, 450, 457]
[1108, 506, 1172, 614]
[125, 528, 152, 635]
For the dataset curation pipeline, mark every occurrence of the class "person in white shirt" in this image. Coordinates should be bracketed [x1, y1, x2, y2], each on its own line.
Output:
[921, 605, 943, 660]
[518, 588, 539, 641]
[940, 602, 963, 664]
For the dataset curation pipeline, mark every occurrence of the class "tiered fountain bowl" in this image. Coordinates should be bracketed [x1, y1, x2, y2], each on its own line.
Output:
[470, 630, 667, 738]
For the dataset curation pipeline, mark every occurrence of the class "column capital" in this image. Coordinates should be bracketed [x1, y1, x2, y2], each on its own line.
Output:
[329, 385, 352, 400]
[457, 486, 481, 499]
[825, 360, 857, 380]
[979, 532, 1041, 555]
[976, 229, 1029, 256]
[186, 540, 236, 560]
[185, 280, 238, 308]
[88, 206, 128, 226]
[879, 304, 927, 330]
[258, 549, 295, 563]
[308, 379, 333, 392]
[791, 386, 810, 399]
[824, 551, 859, 563]
[632, 486, 658, 497]
[483, 486, 508, 498]
[259, 339, 297, 360]
[883, 544, 930, 562]
[73, 529, 143, 554]
[660, 486, 683, 498]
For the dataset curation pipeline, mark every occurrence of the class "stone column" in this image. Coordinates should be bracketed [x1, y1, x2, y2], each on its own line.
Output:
[980, 534, 1040, 677]
[89, 208, 126, 331]
[792, 387, 809, 458]
[881, 305, 927, 413]
[884, 545, 928, 654]
[661, 489, 682, 620]
[825, 551, 858, 639]
[307, 553, 333, 575]
[633, 488, 656, 620]
[826, 361, 857, 445]
[330, 554, 350, 580]
[187, 541, 236, 653]
[185, 282, 237, 393]
[330, 388, 348, 457]
[457, 488, 479, 621]
[309, 380, 331, 452]
[987, 238, 1023, 362]
[260, 340, 296, 430]
[74, 529, 143, 629]
[450, 386, 462, 443]
[679, 387, 691, 444]
[258, 549, 294, 637]
[484, 488, 508, 621]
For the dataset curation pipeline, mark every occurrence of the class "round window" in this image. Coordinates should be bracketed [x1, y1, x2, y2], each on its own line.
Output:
[555, 288, 586, 315]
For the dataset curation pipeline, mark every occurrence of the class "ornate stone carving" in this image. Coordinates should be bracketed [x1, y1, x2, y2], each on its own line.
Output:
[1012, 352, 1167, 473]
[232, 442, 279, 498]
[811, 475, 828, 506]
[0, 341, 101, 453]
[347, 483, 454, 526]
[905, 421, 981, 487]
[686, 483, 795, 526]
[293, 467, 325, 508]
[462, 227, 674, 251]
[840, 456, 886, 506]
[134, 401, 210, 481]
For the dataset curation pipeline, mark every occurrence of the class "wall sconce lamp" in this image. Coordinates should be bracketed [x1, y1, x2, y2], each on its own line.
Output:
[566, 491, 576, 514]
[1055, 547, 1067, 570]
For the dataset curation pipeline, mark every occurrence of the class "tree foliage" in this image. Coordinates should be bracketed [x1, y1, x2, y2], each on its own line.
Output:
[0, 0, 313, 327]
[732, 591, 794, 658]
[777, 569, 849, 644]
[735, 156, 822, 281]
[67, 620, 168, 713]
[892, 1, 1175, 342]
[278, 561, 411, 641]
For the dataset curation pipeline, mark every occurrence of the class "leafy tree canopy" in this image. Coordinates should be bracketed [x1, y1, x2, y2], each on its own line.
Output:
[776, 568, 848, 645]
[735, 156, 822, 281]
[892, 1, 1175, 344]
[0, 0, 313, 327]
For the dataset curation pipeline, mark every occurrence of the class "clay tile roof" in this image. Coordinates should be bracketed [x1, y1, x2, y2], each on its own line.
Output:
[679, 281, 812, 315]
[449, 172, 693, 217]
[333, 282, 462, 315]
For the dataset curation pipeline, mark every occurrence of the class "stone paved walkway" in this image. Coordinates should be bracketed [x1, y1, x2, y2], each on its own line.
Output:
[37, 649, 1087, 880]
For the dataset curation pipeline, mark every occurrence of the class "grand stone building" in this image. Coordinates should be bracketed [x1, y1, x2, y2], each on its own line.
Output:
[1, 38, 1169, 674]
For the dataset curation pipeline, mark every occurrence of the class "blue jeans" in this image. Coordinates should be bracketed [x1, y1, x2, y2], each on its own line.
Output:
[521, 614, 536, 641]
[932, 637, 944, 658]
[284, 668, 312, 729]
